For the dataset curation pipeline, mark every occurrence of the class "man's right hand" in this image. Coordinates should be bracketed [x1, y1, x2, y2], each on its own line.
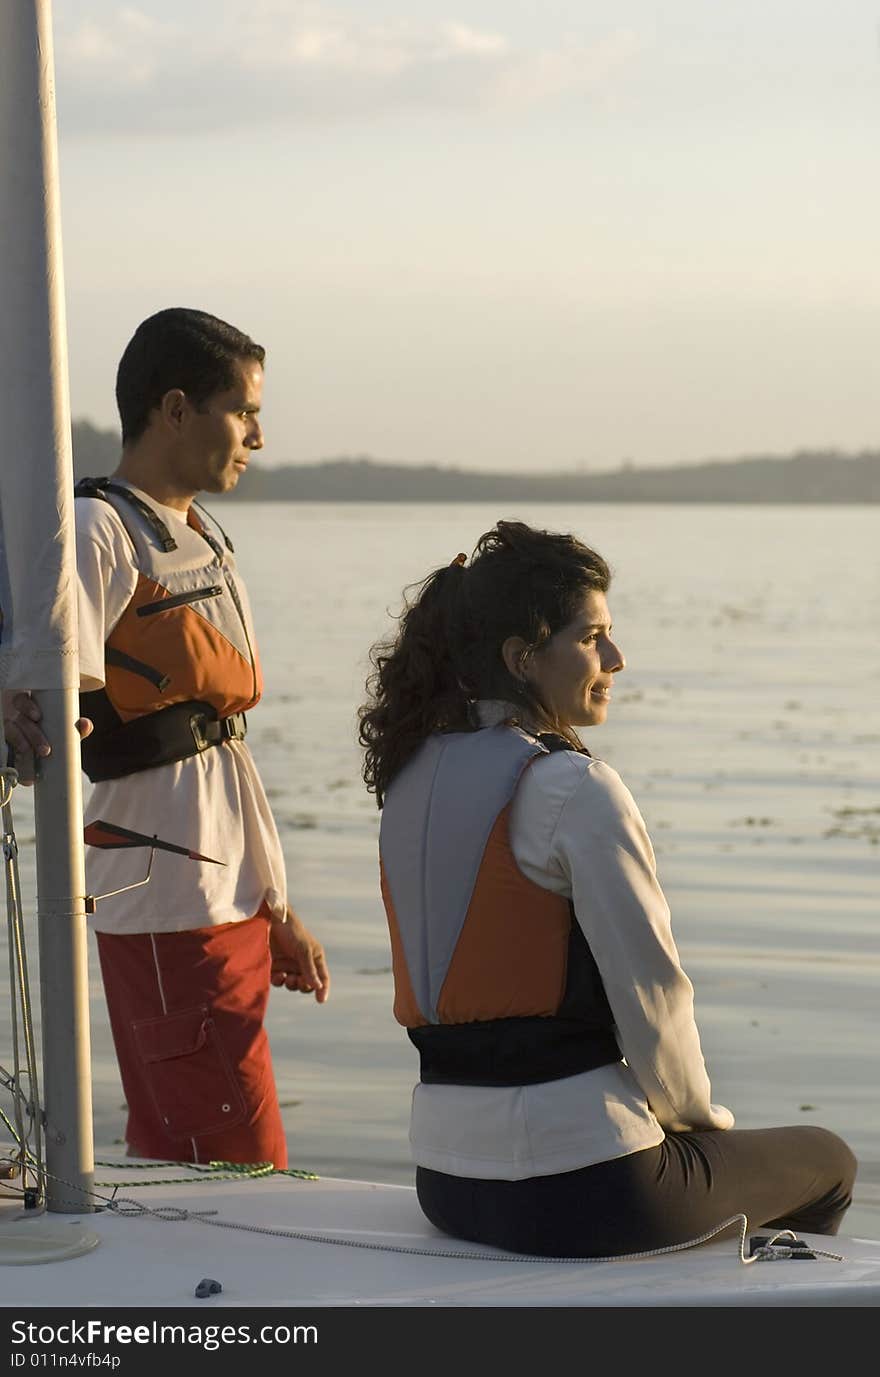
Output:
[2, 690, 92, 785]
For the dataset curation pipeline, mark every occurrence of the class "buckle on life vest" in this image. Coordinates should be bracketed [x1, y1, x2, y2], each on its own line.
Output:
[189, 710, 248, 752]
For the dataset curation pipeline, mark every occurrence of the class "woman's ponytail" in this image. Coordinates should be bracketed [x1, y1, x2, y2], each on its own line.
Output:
[359, 557, 472, 806]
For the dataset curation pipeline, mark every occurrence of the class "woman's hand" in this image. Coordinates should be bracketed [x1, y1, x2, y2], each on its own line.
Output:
[269, 906, 331, 1003]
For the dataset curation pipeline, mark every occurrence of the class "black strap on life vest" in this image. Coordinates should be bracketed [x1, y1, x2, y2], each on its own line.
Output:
[536, 730, 592, 758]
[74, 477, 178, 552]
[76, 478, 236, 562]
[79, 693, 248, 782]
[192, 498, 234, 552]
[409, 917, 622, 1087]
[410, 1017, 621, 1088]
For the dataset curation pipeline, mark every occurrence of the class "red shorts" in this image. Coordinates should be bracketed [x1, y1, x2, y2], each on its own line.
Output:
[96, 915, 288, 1169]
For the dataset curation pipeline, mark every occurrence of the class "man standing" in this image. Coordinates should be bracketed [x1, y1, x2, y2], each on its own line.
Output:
[4, 308, 329, 1169]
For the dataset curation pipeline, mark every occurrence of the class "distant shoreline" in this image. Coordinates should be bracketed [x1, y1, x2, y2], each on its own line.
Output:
[72, 420, 880, 503]
[212, 495, 877, 505]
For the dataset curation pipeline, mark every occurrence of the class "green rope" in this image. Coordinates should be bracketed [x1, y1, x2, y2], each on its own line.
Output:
[92, 1157, 319, 1186]
[2, 1129, 319, 1195]
[4, 1116, 320, 1190]
[1, 1141, 320, 1190]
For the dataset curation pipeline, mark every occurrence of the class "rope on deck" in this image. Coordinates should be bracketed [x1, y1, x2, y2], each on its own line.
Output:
[100, 1200, 848, 1268]
[93, 1157, 319, 1186]
[4, 1143, 847, 1270]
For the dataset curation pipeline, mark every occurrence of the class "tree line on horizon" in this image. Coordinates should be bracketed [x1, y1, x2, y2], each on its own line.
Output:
[71, 418, 880, 503]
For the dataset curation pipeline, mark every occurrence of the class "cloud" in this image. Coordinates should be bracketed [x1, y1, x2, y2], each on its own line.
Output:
[55, 2, 642, 135]
[63, 6, 178, 86]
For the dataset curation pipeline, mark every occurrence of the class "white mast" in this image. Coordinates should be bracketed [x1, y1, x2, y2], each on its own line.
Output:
[0, 0, 94, 1211]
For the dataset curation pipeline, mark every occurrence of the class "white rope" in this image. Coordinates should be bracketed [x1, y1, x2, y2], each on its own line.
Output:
[105, 1197, 845, 1267]
[17, 1154, 847, 1269]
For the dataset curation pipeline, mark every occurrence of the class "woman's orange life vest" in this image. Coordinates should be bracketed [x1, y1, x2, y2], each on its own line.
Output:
[379, 726, 621, 1087]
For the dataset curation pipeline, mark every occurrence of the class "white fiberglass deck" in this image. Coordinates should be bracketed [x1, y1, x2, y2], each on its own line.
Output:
[1, 1162, 879, 1309]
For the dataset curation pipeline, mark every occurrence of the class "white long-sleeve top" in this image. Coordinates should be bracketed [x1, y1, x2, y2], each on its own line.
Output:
[408, 703, 734, 1180]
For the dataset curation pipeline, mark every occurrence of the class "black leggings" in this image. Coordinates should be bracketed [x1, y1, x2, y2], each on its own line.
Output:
[416, 1126, 856, 1258]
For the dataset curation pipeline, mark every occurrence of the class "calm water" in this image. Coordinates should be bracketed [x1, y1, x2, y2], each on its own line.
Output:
[4, 503, 879, 1233]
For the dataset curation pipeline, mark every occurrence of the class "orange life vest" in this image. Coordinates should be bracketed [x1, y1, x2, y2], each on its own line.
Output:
[76, 479, 262, 780]
[379, 726, 621, 1086]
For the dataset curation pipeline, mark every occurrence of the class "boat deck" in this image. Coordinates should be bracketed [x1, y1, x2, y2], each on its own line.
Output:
[1, 1161, 879, 1308]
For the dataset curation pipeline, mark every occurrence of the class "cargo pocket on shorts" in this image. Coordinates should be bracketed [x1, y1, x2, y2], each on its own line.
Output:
[131, 1004, 247, 1140]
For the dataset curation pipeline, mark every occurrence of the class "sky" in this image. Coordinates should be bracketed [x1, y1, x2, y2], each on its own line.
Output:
[52, 1, 880, 472]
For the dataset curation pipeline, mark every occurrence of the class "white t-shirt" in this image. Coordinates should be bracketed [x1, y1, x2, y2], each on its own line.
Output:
[408, 703, 734, 1179]
[75, 483, 287, 935]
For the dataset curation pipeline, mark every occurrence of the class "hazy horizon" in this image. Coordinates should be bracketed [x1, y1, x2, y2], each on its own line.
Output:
[55, 2, 879, 472]
[71, 412, 876, 476]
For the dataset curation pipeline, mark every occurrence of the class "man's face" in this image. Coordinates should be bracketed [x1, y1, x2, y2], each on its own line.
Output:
[179, 359, 264, 495]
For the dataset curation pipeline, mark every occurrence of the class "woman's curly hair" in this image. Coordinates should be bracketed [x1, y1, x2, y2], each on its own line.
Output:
[358, 520, 611, 806]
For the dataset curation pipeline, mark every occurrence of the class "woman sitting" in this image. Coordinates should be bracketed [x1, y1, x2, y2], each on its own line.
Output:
[358, 519, 855, 1258]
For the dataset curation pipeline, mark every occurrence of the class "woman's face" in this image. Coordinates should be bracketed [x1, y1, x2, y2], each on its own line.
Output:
[522, 589, 625, 728]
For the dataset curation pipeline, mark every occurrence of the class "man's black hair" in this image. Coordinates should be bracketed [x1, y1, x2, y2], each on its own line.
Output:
[115, 307, 265, 445]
